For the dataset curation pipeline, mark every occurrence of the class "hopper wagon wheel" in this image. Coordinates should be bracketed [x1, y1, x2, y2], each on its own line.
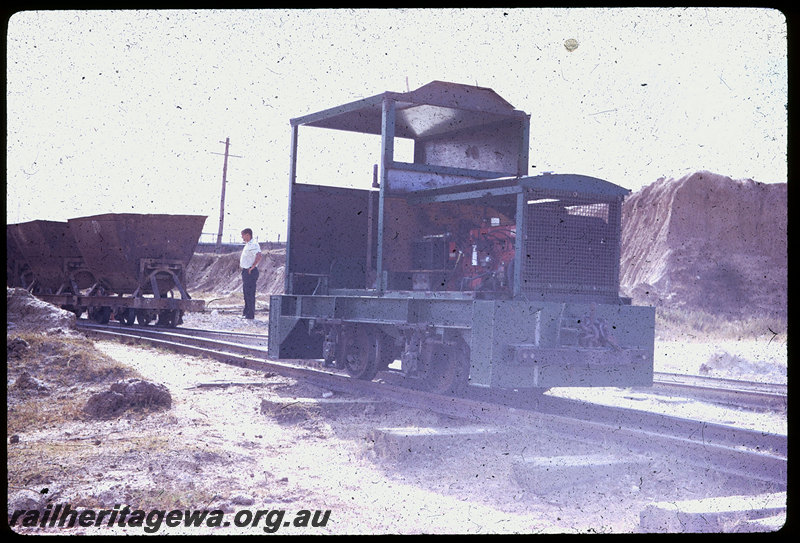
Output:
[419, 340, 470, 396]
[341, 325, 382, 381]
[63, 305, 84, 319]
[136, 310, 155, 326]
[119, 308, 136, 326]
[89, 306, 112, 324]
[157, 309, 181, 328]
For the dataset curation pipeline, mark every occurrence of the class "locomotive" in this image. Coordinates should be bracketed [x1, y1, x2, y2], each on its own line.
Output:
[268, 81, 654, 394]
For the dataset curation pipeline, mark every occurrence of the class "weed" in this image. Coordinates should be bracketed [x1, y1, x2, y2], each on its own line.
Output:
[260, 399, 321, 425]
[120, 486, 221, 511]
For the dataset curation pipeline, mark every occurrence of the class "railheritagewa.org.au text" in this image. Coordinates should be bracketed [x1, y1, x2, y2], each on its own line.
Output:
[9, 503, 331, 533]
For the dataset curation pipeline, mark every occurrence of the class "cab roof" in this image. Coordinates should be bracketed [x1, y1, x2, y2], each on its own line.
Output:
[290, 80, 528, 140]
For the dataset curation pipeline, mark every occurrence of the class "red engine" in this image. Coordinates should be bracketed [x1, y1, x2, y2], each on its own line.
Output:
[411, 219, 516, 294]
[448, 222, 516, 292]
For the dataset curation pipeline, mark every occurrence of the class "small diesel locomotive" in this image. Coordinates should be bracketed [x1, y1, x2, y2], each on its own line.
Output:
[268, 81, 654, 394]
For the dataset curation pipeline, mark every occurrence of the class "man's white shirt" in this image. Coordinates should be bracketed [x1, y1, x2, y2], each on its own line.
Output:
[240, 239, 261, 269]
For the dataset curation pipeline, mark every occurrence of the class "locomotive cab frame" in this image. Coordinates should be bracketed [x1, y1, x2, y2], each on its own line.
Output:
[269, 81, 655, 394]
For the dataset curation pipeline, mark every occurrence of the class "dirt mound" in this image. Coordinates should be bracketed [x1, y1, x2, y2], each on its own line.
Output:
[13, 371, 51, 394]
[84, 378, 172, 419]
[6, 287, 78, 334]
[186, 247, 285, 296]
[621, 171, 787, 319]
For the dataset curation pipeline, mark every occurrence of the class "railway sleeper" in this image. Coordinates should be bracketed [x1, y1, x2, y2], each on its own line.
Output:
[511, 453, 652, 496]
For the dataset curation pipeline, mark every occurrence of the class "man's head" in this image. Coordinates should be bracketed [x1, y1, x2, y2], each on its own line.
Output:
[241, 228, 253, 241]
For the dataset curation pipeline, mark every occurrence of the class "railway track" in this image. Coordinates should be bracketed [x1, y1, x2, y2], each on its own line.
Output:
[76, 320, 787, 488]
[650, 372, 786, 411]
[77, 320, 788, 410]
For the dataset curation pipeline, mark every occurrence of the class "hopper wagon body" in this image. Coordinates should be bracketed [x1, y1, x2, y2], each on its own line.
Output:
[8, 214, 206, 327]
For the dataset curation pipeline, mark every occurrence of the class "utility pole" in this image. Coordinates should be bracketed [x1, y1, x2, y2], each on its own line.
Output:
[210, 137, 242, 252]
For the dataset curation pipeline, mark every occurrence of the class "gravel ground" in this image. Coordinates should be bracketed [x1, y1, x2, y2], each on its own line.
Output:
[179, 310, 788, 436]
[8, 291, 787, 534]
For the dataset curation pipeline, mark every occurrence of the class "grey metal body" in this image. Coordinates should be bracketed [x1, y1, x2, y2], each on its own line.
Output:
[269, 81, 654, 390]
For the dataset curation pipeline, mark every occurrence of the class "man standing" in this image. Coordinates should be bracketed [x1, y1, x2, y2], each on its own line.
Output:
[240, 228, 263, 319]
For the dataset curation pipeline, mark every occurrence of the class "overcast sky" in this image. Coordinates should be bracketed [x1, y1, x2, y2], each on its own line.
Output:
[6, 8, 787, 242]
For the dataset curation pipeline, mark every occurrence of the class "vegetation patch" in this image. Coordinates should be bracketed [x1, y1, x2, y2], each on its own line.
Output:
[7, 332, 135, 388]
[654, 307, 787, 342]
[7, 333, 143, 435]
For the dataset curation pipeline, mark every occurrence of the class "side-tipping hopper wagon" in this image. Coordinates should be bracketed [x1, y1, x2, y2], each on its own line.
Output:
[6, 225, 35, 288]
[63, 213, 207, 326]
[7, 220, 96, 298]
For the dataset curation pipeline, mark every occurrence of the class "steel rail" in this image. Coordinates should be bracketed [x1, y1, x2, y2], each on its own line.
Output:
[651, 372, 787, 411]
[84, 321, 270, 346]
[76, 321, 787, 487]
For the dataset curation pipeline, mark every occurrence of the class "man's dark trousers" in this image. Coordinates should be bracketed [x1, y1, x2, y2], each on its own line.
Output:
[242, 267, 259, 319]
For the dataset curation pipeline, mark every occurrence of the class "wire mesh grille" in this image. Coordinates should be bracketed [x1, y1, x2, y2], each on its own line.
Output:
[522, 201, 618, 296]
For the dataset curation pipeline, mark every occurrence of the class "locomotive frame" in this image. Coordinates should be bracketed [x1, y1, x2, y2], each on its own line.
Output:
[268, 81, 654, 394]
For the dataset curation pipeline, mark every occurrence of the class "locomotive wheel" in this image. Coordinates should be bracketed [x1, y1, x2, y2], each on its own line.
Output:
[342, 325, 381, 381]
[136, 310, 155, 326]
[89, 306, 112, 324]
[119, 308, 136, 326]
[379, 341, 400, 370]
[419, 341, 469, 396]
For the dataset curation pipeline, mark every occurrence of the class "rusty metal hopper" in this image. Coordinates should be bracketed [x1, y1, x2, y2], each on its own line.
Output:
[7, 226, 31, 287]
[68, 213, 206, 294]
[7, 220, 94, 292]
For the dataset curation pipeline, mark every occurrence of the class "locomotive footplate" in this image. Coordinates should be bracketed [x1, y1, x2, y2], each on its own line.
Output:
[509, 344, 652, 388]
[512, 344, 649, 366]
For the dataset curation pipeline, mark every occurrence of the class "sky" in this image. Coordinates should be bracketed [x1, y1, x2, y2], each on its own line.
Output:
[6, 8, 788, 242]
